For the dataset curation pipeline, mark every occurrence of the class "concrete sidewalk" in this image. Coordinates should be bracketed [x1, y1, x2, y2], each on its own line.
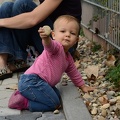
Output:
[0, 73, 92, 120]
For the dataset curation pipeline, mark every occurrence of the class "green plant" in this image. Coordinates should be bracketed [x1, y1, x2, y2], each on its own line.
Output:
[105, 64, 120, 88]
[91, 42, 101, 52]
[93, 15, 99, 22]
[80, 28, 85, 37]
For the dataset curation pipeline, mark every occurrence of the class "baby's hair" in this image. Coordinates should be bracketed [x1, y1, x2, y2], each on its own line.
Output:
[54, 15, 80, 35]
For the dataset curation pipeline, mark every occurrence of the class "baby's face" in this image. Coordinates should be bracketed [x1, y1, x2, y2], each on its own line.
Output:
[52, 20, 79, 51]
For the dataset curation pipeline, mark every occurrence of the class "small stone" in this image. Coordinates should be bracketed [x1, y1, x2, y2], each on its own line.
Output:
[98, 116, 106, 120]
[43, 25, 51, 35]
[109, 98, 117, 105]
[107, 91, 115, 96]
[101, 103, 110, 109]
[53, 109, 60, 114]
[92, 103, 98, 107]
[83, 93, 93, 101]
[61, 81, 68, 86]
[82, 76, 87, 79]
[116, 96, 120, 101]
[91, 107, 97, 115]
[98, 96, 108, 105]
[101, 109, 107, 117]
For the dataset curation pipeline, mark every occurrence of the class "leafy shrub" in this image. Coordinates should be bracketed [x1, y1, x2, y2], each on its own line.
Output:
[91, 42, 101, 52]
[105, 64, 120, 88]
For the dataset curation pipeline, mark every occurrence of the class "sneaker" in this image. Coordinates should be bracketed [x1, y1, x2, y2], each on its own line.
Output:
[8, 90, 28, 110]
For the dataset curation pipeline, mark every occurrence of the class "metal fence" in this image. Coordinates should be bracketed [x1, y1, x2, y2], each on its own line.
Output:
[81, 0, 120, 50]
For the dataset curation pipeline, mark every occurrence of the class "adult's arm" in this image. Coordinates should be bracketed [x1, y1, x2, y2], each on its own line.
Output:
[0, 0, 62, 29]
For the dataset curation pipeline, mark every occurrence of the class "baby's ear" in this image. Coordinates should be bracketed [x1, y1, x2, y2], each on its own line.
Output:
[51, 31, 55, 39]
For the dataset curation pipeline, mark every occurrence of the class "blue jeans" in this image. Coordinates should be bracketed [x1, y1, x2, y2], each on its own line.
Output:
[18, 74, 61, 112]
[0, 0, 53, 61]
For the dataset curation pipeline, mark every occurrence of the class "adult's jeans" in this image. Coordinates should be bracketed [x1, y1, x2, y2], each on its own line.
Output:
[18, 74, 61, 112]
[0, 0, 53, 61]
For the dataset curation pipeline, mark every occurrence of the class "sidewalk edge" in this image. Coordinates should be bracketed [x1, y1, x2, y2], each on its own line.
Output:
[57, 82, 92, 120]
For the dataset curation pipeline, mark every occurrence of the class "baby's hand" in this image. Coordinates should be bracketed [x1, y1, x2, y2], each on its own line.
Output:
[80, 84, 95, 93]
[38, 26, 51, 38]
[38, 26, 51, 45]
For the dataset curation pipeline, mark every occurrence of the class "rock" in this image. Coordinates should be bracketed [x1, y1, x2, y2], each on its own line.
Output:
[101, 103, 110, 109]
[82, 76, 88, 80]
[116, 103, 120, 109]
[107, 91, 116, 96]
[109, 98, 117, 105]
[116, 96, 120, 101]
[43, 25, 51, 35]
[98, 96, 108, 105]
[98, 116, 106, 120]
[91, 107, 97, 115]
[115, 108, 120, 117]
[101, 109, 107, 117]
[92, 103, 98, 107]
[61, 81, 68, 86]
[83, 93, 93, 101]
[53, 109, 60, 114]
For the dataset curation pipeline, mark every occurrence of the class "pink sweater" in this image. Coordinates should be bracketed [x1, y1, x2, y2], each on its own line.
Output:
[25, 40, 85, 87]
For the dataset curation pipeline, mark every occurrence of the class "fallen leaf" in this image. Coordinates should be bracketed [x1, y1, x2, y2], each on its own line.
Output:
[105, 55, 116, 67]
[98, 96, 108, 105]
[6, 84, 18, 90]
[84, 65, 99, 78]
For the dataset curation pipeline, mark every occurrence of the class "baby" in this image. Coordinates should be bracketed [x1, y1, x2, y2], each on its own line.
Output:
[8, 15, 95, 112]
